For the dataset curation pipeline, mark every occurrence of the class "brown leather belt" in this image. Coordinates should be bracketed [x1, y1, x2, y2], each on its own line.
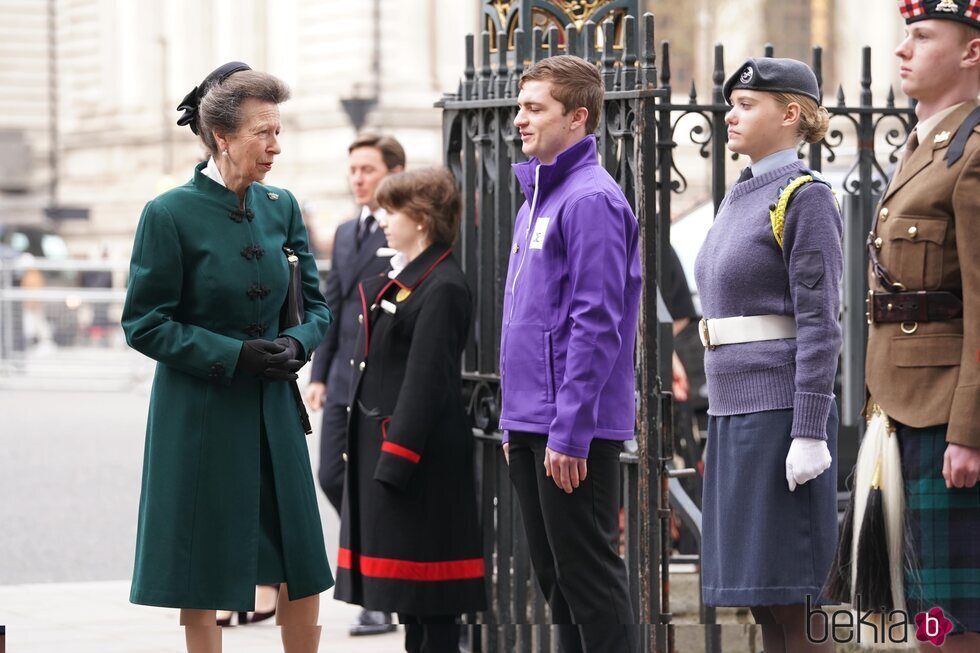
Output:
[869, 290, 963, 324]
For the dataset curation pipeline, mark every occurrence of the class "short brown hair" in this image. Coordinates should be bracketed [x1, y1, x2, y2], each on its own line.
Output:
[348, 133, 406, 171]
[957, 23, 980, 45]
[518, 55, 604, 134]
[375, 167, 461, 246]
[771, 92, 830, 144]
[198, 70, 290, 157]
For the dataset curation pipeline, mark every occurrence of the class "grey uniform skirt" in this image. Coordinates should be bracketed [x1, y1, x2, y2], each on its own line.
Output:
[702, 403, 839, 607]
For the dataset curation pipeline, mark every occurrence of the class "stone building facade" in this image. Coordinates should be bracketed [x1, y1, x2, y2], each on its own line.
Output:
[0, 0, 908, 258]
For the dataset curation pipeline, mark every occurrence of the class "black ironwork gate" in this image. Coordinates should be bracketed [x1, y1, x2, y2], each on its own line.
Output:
[439, 3, 914, 652]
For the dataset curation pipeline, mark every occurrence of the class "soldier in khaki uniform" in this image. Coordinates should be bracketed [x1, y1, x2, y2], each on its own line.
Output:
[865, 1, 980, 647]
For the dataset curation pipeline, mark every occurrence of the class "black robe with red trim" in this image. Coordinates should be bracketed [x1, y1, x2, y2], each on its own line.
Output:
[334, 243, 487, 616]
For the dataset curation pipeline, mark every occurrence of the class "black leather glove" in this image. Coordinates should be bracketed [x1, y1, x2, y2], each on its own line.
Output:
[262, 358, 304, 381]
[237, 339, 284, 376]
[266, 336, 304, 369]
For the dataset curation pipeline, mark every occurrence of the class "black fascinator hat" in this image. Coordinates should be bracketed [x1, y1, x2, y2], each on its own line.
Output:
[176, 61, 251, 135]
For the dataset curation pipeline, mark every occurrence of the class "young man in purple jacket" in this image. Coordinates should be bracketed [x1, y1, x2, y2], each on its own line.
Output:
[500, 55, 642, 653]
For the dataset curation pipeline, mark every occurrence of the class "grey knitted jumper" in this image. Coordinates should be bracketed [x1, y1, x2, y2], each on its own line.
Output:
[694, 160, 843, 439]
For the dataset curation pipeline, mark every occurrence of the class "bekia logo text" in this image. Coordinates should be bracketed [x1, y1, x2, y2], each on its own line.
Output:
[806, 595, 954, 646]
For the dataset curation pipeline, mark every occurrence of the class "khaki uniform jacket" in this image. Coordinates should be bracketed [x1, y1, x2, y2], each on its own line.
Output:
[866, 100, 980, 448]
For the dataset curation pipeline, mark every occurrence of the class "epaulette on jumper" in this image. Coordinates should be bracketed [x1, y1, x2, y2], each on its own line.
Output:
[767, 170, 838, 249]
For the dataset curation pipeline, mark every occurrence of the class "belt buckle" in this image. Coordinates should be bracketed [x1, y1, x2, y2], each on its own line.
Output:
[866, 289, 875, 325]
[699, 318, 715, 350]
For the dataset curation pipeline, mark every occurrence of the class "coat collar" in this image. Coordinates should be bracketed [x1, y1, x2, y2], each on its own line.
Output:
[512, 135, 598, 204]
[372, 242, 453, 304]
[191, 160, 259, 206]
[883, 100, 979, 203]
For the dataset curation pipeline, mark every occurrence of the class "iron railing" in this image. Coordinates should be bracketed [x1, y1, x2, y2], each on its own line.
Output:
[442, 5, 915, 652]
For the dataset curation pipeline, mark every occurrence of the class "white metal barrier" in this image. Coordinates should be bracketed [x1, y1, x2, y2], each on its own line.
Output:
[0, 258, 151, 390]
[0, 257, 332, 391]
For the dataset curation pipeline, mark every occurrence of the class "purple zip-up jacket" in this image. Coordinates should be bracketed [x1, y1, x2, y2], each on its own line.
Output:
[499, 135, 642, 458]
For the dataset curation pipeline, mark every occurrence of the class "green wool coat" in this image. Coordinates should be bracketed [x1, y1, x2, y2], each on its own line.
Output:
[122, 162, 334, 610]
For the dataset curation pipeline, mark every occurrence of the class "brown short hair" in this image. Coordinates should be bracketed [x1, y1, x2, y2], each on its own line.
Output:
[771, 92, 830, 144]
[348, 133, 406, 171]
[375, 167, 461, 246]
[198, 70, 290, 157]
[518, 55, 604, 134]
[957, 23, 980, 45]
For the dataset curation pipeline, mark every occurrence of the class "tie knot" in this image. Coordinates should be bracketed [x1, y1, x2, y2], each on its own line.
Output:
[357, 214, 375, 248]
[736, 166, 754, 184]
[907, 130, 919, 154]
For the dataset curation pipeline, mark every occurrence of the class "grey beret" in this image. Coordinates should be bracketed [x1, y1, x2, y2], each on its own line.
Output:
[723, 58, 820, 105]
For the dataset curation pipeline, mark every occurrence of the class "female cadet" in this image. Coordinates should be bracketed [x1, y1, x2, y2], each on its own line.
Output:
[334, 167, 486, 652]
[694, 58, 842, 653]
[121, 62, 332, 653]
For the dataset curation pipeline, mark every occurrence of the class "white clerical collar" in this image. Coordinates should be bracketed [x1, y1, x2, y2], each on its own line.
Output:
[203, 157, 228, 187]
[388, 251, 407, 279]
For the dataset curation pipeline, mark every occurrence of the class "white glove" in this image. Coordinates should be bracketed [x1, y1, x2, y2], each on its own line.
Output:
[785, 437, 832, 492]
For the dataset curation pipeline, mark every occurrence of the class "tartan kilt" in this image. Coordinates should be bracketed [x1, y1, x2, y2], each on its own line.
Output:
[898, 422, 980, 633]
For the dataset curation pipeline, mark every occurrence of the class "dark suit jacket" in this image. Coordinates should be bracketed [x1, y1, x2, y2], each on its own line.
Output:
[310, 215, 390, 403]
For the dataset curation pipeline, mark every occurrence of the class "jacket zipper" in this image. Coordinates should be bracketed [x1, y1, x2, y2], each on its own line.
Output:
[508, 164, 541, 322]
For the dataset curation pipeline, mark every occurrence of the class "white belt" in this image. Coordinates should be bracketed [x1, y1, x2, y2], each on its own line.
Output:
[699, 315, 796, 350]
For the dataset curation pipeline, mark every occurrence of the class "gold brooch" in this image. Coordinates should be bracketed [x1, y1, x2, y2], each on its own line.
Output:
[396, 288, 412, 302]
[934, 131, 951, 144]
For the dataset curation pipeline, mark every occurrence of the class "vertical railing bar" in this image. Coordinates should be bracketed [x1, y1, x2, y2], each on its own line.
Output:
[496, 30, 508, 98]
[810, 45, 824, 172]
[583, 20, 597, 62]
[623, 15, 637, 90]
[711, 43, 727, 214]
[480, 30, 492, 100]
[565, 23, 579, 58]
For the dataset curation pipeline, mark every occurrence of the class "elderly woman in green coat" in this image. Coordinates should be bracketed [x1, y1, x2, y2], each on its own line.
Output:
[121, 62, 332, 653]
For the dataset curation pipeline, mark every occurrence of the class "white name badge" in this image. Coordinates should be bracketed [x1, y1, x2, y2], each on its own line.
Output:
[380, 299, 397, 314]
[529, 217, 551, 250]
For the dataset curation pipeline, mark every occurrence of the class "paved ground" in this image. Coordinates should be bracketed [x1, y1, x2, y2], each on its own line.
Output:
[0, 581, 400, 653]
[0, 382, 404, 651]
[0, 379, 770, 652]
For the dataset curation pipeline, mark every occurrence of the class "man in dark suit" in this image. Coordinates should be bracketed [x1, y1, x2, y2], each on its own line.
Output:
[306, 133, 405, 636]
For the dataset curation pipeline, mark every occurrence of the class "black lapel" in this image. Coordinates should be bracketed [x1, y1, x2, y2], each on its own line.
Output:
[352, 226, 390, 275]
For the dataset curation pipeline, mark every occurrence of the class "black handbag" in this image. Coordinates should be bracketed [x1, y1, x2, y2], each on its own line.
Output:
[281, 246, 313, 435]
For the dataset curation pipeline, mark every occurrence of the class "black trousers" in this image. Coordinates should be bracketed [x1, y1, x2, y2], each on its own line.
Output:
[397, 614, 460, 653]
[317, 400, 348, 514]
[507, 432, 639, 653]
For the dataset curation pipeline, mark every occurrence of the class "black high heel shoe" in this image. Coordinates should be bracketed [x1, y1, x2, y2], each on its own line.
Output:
[215, 611, 249, 627]
[245, 585, 279, 625]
